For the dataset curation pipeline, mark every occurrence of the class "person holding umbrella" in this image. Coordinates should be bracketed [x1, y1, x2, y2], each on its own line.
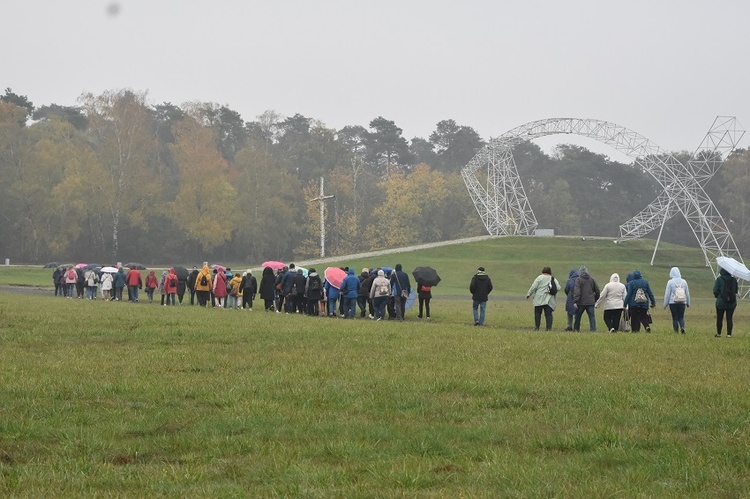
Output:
[413, 266, 440, 319]
[713, 268, 738, 338]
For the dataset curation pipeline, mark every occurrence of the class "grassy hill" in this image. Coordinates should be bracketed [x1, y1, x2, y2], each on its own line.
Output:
[0, 236, 748, 496]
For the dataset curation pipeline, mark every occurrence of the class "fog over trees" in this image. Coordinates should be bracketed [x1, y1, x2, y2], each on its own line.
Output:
[1, 88, 744, 264]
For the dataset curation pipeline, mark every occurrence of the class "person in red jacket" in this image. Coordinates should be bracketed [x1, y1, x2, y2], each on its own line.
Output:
[213, 269, 228, 309]
[164, 267, 179, 306]
[126, 268, 143, 303]
[145, 270, 159, 303]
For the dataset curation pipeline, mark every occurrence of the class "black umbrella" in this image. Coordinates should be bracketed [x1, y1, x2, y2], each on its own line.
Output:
[412, 266, 441, 287]
[124, 262, 147, 270]
[173, 265, 189, 280]
[43, 262, 59, 269]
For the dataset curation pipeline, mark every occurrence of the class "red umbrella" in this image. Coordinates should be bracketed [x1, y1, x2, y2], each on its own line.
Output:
[324, 267, 347, 289]
[262, 261, 285, 271]
[211, 264, 226, 272]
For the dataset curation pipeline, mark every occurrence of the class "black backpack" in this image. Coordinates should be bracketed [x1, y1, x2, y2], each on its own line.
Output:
[548, 276, 558, 296]
[308, 276, 321, 293]
[200, 274, 208, 287]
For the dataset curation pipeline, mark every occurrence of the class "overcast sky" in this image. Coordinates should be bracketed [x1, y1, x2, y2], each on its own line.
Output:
[4, 0, 750, 160]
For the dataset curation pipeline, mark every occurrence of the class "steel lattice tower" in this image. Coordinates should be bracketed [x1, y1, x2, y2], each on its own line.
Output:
[461, 116, 745, 285]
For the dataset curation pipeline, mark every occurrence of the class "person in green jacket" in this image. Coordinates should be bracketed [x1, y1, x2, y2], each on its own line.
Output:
[713, 268, 738, 338]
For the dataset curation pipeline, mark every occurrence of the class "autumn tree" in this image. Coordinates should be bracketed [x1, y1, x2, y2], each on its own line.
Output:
[80, 89, 161, 260]
[169, 112, 237, 254]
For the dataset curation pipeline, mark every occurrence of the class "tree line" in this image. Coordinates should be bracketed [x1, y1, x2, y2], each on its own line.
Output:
[1, 87, 746, 264]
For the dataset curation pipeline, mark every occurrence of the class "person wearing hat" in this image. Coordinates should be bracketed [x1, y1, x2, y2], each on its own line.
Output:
[469, 267, 493, 326]
[370, 269, 391, 321]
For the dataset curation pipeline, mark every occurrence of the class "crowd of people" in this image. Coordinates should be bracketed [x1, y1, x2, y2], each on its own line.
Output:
[50, 262, 740, 334]
[523, 265, 739, 336]
[51, 262, 438, 322]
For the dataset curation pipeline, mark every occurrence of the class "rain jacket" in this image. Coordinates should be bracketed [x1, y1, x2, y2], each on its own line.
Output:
[126, 269, 142, 287]
[229, 274, 243, 297]
[195, 265, 213, 292]
[663, 267, 691, 308]
[213, 271, 228, 298]
[564, 269, 579, 315]
[145, 270, 158, 290]
[527, 272, 561, 309]
[573, 266, 600, 307]
[713, 268, 738, 310]
[596, 273, 626, 310]
[341, 269, 361, 299]
[624, 270, 656, 309]
[165, 268, 178, 294]
[259, 267, 276, 301]
[114, 269, 127, 288]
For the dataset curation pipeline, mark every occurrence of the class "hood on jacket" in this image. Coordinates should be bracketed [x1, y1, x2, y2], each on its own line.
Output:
[669, 267, 682, 279]
[149, 270, 155, 276]
[347, 268, 355, 275]
[568, 269, 579, 279]
[579, 266, 589, 277]
[395, 264, 402, 271]
[169, 267, 175, 275]
[719, 268, 731, 277]
[610, 273, 620, 283]
[632, 269, 643, 280]
[201, 265, 210, 274]
[263, 266, 274, 275]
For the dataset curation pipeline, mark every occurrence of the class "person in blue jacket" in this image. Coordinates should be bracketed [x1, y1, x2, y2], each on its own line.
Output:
[623, 269, 656, 332]
[324, 279, 340, 317]
[340, 268, 361, 319]
[113, 267, 127, 301]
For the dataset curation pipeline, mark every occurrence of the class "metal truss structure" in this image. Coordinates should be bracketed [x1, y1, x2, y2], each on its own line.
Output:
[462, 116, 746, 286]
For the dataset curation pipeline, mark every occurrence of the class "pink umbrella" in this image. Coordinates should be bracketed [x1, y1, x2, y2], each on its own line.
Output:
[262, 261, 285, 271]
[324, 267, 347, 289]
[211, 264, 226, 272]
[76, 263, 87, 269]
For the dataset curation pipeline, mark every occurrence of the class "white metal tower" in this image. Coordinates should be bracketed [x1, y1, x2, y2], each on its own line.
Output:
[461, 117, 745, 282]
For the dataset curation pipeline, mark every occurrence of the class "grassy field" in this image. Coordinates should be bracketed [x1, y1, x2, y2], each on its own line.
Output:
[1, 237, 748, 497]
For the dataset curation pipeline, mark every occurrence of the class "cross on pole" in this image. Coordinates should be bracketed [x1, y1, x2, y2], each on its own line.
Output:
[308, 177, 334, 257]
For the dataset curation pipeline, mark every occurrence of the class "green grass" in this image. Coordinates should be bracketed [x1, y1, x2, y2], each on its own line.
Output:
[0, 237, 748, 496]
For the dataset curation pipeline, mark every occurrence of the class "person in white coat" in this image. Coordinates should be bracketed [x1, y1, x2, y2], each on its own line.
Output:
[595, 273, 627, 332]
[526, 266, 561, 331]
[663, 266, 690, 334]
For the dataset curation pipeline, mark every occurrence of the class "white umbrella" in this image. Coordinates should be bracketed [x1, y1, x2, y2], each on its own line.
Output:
[101, 266, 119, 273]
[716, 256, 750, 281]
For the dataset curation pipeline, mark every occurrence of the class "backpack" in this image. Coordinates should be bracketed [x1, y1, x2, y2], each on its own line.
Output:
[673, 282, 687, 303]
[68, 270, 76, 280]
[308, 276, 321, 293]
[634, 287, 648, 304]
[378, 282, 389, 295]
[200, 274, 208, 287]
[723, 277, 737, 304]
[548, 276, 558, 296]
[420, 284, 431, 293]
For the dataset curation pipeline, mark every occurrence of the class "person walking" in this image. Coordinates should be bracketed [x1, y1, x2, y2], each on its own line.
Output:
[126, 267, 142, 303]
[390, 264, 411, 320]
[145, 270, 158, 303]
[113, 267, 127, 301]
[526, 266, 561, 331]
[595, 273, 627, 332]
[213, 269, 228, 309]
[228, 272, 243, 309]
[563, 269, 579, 331]
[241, 270, 257, 310]
[416, 277, 432, 319]
[623, 269, 656, 332]
[186, 266, 198, 305]
[340, 268, 361, 319]
[370, 269, 391, 321]
[713, 268, 738, 338]
[259, 266, 277, 311]
[469, 266, 493, 326]
[304, 268, 323, 316]
[573, 266, 600, 332]
[100, 271, 113, 301]
[663, 267, 691, 334]
[194, 264, 213, 307]
[164, 268, 178, 306]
